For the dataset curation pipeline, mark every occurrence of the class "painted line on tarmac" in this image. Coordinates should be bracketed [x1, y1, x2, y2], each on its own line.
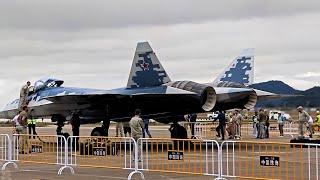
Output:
[21, 169, 128, 179]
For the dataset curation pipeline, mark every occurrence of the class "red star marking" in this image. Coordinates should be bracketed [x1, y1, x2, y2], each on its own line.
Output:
[140, 62, 149, 71]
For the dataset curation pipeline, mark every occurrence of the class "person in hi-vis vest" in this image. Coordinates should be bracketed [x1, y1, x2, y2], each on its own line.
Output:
[27, 109, 37, 138]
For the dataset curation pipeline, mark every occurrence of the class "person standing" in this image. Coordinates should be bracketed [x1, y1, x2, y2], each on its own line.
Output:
[70, 111, 81, 137]
[277, 112, 285, 137]
[129, 109, 144, 162]
[17, 106, 28, 153]
[142, 119, 152, 138]
[115, 122, 123, 137]
[19, 81, 31, 110]
[315, 111, 320, 131]
[297, 106, 310, 139]
[189, 114, 197, 139]
[265, 110, 270, 138]
[227, 114, 236, 139]
[18, 106, 29, 133]
[257, 108, 267, 139]
[27, 110, 37, 138]
[123, 121, 131, 137]
[252, 111, 259, 137]
[214, 111, 226, 140]
[307, 115, 314, 138]
[233, 110, 243, 139]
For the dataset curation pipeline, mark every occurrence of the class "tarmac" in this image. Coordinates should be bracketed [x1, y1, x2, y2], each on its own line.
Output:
[0, 123, 319, 180]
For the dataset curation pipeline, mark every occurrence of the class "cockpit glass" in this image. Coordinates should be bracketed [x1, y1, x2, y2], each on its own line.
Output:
[33, 77, 64, 92]
[34, 81, 45, 92]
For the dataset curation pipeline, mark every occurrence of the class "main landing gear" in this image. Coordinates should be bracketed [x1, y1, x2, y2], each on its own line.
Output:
[52, 115, 111, 137]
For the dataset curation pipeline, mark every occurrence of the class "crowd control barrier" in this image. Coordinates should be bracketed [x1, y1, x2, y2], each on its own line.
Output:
[180, 122, 218, 139]
[12, 134, 74, 175]
[0, 134, 18, 171]
[185, 121, 299, 139]
[220, 140, 320, 180]
[3, 133, 320, 180]
[137, 138, 221, 178]
[67, 136, 144, 180]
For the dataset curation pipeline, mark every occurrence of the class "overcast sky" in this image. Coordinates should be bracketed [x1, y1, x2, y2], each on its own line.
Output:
[0, 0, 319, 108]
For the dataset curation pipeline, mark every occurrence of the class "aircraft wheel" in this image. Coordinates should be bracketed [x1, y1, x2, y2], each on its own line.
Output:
[91, 127, 108, 136]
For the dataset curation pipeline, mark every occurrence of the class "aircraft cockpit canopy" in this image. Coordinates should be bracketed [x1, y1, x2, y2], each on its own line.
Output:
[33, 78, 64, 93]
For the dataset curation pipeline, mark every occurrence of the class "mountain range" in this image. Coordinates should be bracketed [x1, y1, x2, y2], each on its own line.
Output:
[250, 81, 320, 107]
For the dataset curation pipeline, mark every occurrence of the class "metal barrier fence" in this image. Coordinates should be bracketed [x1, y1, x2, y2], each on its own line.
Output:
[67, 136, 144, 179]
[180, 122, 218, 139]
[240, 121, 295, 138]
[137, 138, 221, 178]
[12, 134, 74, 175]
[2, 133, 320, 180]
[0, 134, 18, 171]
[220, 141, 319, 180]
[181, 121, 299, 139]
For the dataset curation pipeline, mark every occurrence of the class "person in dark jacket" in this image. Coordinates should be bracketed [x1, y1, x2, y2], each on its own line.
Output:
[265, 110, 270, 138]
[214, 111, 226, 140]
[169, 121, 187, 150]
[188, 114, 197, 139]
[71, 111, 81, 137]
[142, 119, 152, 138]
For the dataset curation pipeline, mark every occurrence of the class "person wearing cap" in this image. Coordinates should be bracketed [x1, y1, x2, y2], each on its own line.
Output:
[19, 81, 31, 110]
[297, 106, 310, 139]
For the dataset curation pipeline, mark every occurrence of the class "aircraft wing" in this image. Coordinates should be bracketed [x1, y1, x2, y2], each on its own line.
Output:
[44, 86, 199, 109]
[44, 93, 129, 105]
[254, 89, 300, 100]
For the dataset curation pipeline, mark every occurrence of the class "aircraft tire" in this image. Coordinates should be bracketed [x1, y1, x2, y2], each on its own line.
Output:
[91, 127, 108, 136]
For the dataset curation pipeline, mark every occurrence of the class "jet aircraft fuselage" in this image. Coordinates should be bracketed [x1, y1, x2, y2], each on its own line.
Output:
[0, 42, 264, 136]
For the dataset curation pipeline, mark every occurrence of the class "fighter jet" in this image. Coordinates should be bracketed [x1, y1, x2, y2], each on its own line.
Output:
[0, 42, 260, 136]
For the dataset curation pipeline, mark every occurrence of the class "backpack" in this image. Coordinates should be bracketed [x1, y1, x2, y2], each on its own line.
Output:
[18, 113, 27, 126]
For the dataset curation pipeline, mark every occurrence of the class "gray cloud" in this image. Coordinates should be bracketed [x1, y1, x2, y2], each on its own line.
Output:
[0, 0, 320, 29]
[0, 1, 319, 108]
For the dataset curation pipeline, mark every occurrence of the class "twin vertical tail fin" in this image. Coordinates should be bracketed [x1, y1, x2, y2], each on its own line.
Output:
[213, 48, 254, 86]
[127, 42, 171, 88]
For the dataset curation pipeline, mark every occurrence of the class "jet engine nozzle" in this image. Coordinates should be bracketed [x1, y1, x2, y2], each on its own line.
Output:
[243, 90, 257, 109]
[166, 81, 217, 111]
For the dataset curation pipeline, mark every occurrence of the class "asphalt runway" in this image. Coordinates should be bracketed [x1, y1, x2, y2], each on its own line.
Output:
[0, 124, 319, 179]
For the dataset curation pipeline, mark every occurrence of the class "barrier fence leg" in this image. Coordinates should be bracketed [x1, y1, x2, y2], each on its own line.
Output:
[57, 136, 74, 175]
[1, 134, 18, 171]
[214, 141, 226, 180]
[127, 138, 144, 180]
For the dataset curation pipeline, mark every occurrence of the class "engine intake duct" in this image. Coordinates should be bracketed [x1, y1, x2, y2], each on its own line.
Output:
[166, 81, 216, 111]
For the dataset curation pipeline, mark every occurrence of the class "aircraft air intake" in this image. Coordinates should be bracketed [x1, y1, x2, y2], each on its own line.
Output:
[166, 81, 217, 111]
